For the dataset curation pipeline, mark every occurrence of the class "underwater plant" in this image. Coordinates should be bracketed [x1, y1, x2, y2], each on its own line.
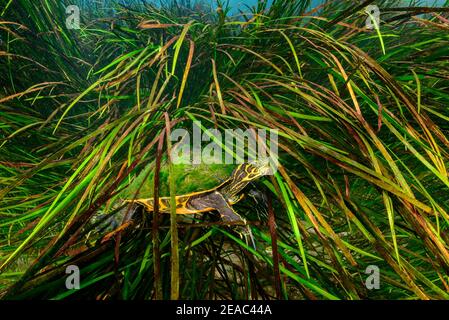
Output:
[1, 0, 449, 299]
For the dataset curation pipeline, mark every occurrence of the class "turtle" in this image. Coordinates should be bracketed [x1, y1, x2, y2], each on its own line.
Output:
[99, 158, 272, 242]
[127, 159, 271, 223]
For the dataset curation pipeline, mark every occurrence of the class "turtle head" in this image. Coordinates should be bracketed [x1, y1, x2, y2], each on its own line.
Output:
[222, 159, 273, 199]
[232, 158, 272, 182]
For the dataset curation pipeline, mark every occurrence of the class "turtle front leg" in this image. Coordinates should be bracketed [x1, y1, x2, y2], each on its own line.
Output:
[193, 192, 255, 245]
[212, 193, 256, 249]
[197, 191, 245, 224]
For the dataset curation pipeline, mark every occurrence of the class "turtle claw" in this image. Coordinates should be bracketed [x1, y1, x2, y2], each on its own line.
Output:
[235, 224, 256, 250]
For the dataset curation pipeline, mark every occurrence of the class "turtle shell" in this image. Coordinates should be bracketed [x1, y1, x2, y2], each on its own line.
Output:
[122, 159, 236, 199]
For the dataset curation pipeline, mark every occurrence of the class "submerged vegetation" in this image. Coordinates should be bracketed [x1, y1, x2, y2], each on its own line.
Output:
[1, 0, 449, 299]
